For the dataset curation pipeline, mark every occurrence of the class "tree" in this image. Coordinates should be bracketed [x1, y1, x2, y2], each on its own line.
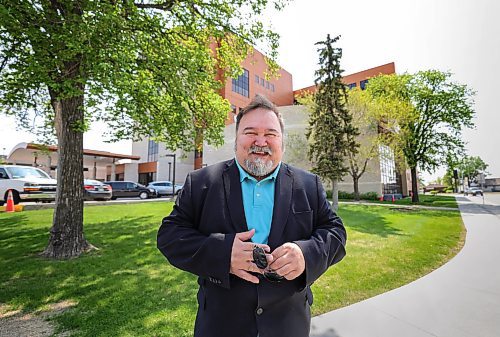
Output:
[345, 88, 379, 200]
[367, 71, 475, 203]
[307, 34, 358, 210]
[0, 0, 286, 259]
[457, 155, 488, 187]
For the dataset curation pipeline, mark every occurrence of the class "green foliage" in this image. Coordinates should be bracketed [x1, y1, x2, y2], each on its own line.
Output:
[457, 155, 488, 184]
[0, 0, 286, 149]
[283, 131, 311, 170]
[306, 34, 359, 182]
[367, 71, 475, 172]
[367, 70, 476, 202]
[327, 190, 379, 201]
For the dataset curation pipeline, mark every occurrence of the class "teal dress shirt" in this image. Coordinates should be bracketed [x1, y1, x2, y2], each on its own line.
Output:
[235, 159, 281, 244]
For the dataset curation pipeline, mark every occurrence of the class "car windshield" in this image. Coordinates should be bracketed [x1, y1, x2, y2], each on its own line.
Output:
[6, 166, 51, 179]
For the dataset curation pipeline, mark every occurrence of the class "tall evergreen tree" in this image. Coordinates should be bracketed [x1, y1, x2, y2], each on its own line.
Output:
[307, 34, 358, 210]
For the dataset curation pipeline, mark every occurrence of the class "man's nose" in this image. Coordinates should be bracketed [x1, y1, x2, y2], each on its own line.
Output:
[254, 135, 268, 147]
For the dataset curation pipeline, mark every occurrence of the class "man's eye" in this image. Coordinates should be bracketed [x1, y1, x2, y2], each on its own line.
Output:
[245, 132, 257, 136]
[265, 133, 277, 138]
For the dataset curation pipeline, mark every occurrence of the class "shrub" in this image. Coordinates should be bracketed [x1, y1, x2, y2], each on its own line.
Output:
[430, 190, 438, 195]
[338, 191, 354, 199]
[360, 192, 379, 200]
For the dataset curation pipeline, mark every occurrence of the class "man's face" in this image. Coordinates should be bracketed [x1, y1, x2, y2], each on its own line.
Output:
[235, 108, 284, 179]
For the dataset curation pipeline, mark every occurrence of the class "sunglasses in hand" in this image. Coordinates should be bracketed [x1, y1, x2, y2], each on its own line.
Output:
[252, 245, 285, 282]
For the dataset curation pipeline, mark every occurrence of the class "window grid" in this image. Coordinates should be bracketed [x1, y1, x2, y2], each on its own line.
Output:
[232, 69, 249, 97]
[147, 139, 159, 162]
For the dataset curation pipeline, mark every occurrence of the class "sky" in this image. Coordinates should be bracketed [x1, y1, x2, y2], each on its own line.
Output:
[1, 0, 499, 182]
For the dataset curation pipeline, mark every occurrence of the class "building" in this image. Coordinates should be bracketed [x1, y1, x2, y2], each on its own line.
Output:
[131, 46, 294, 186]
[5, 142, 140, 181]
[6, 60, 410, 197]
[133, 60, 410, 197]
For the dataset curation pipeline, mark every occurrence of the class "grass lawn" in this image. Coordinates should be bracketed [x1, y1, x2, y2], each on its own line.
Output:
[0, 202, 464, 336]
[342, 194, 459, 208]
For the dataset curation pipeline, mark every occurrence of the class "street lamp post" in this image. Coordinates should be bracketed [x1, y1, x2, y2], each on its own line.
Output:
[163, 153, 176, 196]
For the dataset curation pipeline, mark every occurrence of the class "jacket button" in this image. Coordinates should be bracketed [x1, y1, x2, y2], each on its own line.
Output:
[256, 307, 263, 315]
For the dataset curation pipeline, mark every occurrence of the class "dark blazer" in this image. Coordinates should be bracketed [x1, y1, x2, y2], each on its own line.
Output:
[157, 159, 346, 337]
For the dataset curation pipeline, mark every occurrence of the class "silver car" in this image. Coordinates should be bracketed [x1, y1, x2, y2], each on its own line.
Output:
[147, 181, 183, 196]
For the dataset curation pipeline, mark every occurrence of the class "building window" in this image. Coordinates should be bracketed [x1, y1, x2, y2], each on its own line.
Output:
[147, 139, 159, 162]
[232, 68, 249, 97]
[379, 144, 401, 194]
[265, 81, 270, 89]
[360, 79, 369, 90]
[348, 83, 357, 89]
[255, 74, 260, 83]
[260, 78, 265, 86]
[270, 83, 275, 92]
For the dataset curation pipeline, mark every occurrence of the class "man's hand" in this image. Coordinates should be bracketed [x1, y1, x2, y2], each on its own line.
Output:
[269, 242, 305, 280]
[230, 229, 272, 283]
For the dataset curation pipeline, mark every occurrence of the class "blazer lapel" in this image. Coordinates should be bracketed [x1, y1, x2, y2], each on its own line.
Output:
[268, 164, 293, 249]
[222, 160, 248, 233]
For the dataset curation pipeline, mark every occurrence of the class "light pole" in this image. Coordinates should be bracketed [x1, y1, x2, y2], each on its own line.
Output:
[163, 153, 176, 196]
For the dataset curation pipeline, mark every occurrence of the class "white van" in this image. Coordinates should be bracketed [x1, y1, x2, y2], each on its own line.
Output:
[0, 165, 57, 205]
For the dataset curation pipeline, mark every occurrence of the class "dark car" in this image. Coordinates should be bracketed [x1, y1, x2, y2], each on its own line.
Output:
[104, 181, 157, 200]
[84, 179, 112, 201]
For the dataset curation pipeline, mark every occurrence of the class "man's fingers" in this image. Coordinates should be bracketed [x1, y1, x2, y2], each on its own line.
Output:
[234, 269, 260, 284]
[235, 229, 255, 242]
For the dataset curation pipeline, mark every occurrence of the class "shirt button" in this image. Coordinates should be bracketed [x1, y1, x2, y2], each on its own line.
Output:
[256, 307, 264, 315]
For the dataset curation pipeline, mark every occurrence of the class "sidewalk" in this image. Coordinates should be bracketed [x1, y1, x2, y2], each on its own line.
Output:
[310, 196, 500, 337]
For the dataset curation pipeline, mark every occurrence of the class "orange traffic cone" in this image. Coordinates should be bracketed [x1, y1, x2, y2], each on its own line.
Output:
[5, 189, 15, 213]
[379, 195, 384, 201]
[391, 194, 395, 203]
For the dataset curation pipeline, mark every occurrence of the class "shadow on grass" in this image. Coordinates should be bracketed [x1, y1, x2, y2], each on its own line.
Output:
[0, 213, 198, 337]
[340, 206, 404, 238]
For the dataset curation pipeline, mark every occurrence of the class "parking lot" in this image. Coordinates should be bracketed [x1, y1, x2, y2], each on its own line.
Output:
[20, 195, 175, 210]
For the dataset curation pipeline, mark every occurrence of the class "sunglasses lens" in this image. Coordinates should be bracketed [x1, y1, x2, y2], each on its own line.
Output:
[252, 246, 268, 269]
[264, 270, 284, 282]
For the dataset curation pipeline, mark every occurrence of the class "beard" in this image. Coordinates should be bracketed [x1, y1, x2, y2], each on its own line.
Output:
[243, 145, 275, 177]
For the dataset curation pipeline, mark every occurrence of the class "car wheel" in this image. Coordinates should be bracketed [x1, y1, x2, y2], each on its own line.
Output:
[111, 197, 117, 200]
[4, 190, 21, 205]
[139, 191, 148, 199]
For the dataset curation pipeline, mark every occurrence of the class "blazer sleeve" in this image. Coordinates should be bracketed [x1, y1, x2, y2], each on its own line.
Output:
[157, 173, 235, 289]
[293, 175, 347, 286]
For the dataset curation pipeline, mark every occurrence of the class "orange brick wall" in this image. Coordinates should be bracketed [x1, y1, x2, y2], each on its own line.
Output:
[218, 48, 294, 124]
[294, 62, 396, 98]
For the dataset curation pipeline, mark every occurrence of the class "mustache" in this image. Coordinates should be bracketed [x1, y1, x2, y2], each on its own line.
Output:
[248, 145, 272, 155]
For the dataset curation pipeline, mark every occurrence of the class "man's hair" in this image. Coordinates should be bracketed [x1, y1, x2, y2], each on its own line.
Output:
[235, 94, 284, 133]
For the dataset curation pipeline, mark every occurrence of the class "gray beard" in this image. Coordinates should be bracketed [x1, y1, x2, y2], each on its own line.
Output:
[243, 157, 275, 177]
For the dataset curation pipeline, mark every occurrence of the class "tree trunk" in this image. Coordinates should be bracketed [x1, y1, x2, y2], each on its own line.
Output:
[353, 176, 360, 201]
[42, 67, 94, 258]
[194, 128, 203, 170]
[411, 166, 420, 203]
[331, 179, 339, 211]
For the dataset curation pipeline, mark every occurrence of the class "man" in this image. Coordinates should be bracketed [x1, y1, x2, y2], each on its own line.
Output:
[157, 95, 346, 337]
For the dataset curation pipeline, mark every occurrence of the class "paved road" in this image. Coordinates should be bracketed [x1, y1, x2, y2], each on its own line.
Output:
[310, 193, 500, 337]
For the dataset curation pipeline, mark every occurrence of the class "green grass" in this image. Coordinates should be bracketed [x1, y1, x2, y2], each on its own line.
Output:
[342, 194, 459, 208]
[0, 202, 464, 336]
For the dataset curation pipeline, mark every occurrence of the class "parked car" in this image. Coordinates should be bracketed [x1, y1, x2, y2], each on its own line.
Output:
[84, 179, 112, 201]
[147, 181, 183, 196]
[104, 181, 157, 200]
[465, 187, 483, 196]
[0, 165, 57, 205]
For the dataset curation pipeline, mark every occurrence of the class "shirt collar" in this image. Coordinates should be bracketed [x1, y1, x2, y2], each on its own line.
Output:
[235, 158, 281, 183]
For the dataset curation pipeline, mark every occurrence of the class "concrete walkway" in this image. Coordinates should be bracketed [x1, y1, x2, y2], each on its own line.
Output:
[310, 194, 500, 337]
